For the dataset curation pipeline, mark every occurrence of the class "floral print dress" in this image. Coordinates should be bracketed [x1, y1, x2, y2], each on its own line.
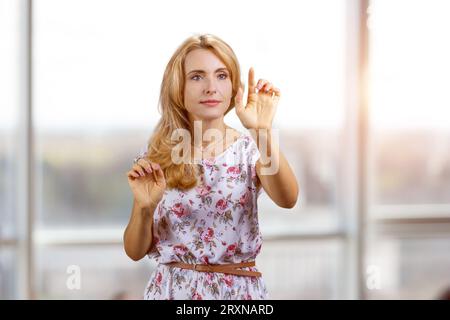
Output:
[143, 132, 268, 300]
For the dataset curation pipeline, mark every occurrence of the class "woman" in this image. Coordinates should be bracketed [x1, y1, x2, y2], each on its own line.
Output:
[124, 34, 299, 300]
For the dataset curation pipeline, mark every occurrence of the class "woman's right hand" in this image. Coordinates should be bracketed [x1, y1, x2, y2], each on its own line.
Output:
[126, 158, 167, 209]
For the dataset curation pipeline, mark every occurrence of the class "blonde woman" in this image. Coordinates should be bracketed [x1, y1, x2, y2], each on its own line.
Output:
[124, 34, 299, 300]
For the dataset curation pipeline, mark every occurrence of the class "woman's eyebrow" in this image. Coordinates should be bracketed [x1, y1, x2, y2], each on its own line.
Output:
[187, 67, 228, 75]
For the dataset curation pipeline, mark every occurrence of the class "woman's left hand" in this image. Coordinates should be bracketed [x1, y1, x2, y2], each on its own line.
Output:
[235, 67, 281, 130]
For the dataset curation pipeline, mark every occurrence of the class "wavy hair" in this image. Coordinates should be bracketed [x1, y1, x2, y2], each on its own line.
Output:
[146, 34, 243, 190]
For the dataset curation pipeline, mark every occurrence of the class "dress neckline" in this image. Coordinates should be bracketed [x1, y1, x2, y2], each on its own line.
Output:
[201, 132, 245, 162]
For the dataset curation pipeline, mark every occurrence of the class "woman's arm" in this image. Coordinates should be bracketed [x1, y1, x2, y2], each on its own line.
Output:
[123, 199, 156, 261]
[235, 67, 299, 209]
[253, 129, 299, 209]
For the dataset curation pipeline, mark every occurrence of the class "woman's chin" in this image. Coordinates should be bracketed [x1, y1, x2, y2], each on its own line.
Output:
[196, 111, 225, 121]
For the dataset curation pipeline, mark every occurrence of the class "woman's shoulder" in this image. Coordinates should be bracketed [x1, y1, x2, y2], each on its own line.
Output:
[226, 127, 252, 142]
[225, 128, 255, 153]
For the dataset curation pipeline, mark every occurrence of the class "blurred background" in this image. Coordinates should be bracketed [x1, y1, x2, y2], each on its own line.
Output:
[1, 0, 450, 300]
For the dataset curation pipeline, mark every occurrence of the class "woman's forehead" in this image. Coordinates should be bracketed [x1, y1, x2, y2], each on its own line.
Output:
[185, 49, 227, 72]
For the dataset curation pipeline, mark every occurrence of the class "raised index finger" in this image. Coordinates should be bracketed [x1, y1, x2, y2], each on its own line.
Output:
[248, 67, 256, 96]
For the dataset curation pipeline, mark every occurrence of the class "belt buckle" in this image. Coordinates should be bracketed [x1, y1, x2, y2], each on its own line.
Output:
[193, 263, 198, 271]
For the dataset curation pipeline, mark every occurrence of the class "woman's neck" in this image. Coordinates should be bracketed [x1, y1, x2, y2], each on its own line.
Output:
[190, 118, 228, 149]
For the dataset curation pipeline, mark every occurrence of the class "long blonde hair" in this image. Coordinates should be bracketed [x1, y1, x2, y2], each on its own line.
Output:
[146, 34, 243, 190]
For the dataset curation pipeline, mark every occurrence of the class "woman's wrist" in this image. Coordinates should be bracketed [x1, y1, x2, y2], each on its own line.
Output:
[135, 198, 157, 211]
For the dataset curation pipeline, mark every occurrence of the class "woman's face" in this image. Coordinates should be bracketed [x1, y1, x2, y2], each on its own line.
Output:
[183, 48, 233, 122]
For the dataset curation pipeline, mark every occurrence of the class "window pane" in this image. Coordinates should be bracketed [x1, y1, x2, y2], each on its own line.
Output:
[258, 238, 345, 299]
[0, 0, 21, 239]
[36, 130, 150, 227]
[260, 130, 342, 235]
[367, 234, 450, 299]
[34, 0, 158, 226]
[0, 247, 17, 299]
[369, 0, 450, 206]
[236, 0, 347, 234]
[36, 245, 155, 299]
[372, 131, 450, 205]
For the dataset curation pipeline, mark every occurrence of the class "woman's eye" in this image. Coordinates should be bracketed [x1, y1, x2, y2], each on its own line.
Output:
[191, 74, 228, 81]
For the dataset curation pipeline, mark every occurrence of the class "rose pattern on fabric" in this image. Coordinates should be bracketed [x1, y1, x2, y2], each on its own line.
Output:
[143, 132, 267, 300]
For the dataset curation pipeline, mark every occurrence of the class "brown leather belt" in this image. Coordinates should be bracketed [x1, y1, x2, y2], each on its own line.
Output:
[164, 261, 262, 277]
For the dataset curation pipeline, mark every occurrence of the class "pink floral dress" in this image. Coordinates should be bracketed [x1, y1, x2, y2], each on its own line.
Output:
[143, 132, 268, 300]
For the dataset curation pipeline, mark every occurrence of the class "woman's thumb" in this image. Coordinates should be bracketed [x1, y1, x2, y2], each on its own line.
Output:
[154, 164, 165, 183]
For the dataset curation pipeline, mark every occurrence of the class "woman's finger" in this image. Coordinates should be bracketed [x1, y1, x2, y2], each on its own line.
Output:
[132, 164, 146, 177]
[133, 169, 144, 178]
[127, 170, 140, 179]
[138, 158, 153, 174]
[272, 86, 281, 97]
[154, 163, 165, 183]
[149, 162, 159, 182]
[262, 83, 273, 93]
[257, 79, 268, 91]
[248, 68, 256, 96]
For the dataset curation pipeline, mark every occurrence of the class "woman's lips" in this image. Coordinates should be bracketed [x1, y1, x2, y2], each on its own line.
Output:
[200, 101, 221, 107]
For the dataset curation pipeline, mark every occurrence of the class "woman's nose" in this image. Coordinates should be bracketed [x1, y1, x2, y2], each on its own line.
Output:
[204, 79, 217, 94]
